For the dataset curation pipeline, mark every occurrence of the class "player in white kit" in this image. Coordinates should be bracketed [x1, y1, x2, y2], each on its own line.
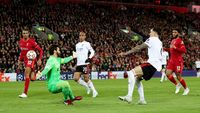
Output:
[119, 28, 163, 105]
[74, 31, 98, 98]
[195, 60, 200, 78]
[160, 50, 169, 83]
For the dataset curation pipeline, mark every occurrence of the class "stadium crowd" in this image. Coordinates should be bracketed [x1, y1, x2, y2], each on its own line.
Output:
[0, 4, 199, 73]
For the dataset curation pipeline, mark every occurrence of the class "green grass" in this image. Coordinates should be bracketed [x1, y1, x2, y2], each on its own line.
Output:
[0, 77, 200, 113]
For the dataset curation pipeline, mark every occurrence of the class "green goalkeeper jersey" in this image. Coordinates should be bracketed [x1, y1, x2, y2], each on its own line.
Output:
[41, 55, 73, 84]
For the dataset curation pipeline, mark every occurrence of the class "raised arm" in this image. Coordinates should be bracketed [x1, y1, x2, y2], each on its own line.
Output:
[41, 59, 54, 76]
[120, 43, 148, 56]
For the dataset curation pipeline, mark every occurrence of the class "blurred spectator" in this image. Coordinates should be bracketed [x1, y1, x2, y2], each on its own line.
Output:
[0, 4, 199, 73]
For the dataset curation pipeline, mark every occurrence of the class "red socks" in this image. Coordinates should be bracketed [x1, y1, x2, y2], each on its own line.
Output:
[179, 78, 187, 89]
[168, 74, 187, 89]
[24, 78, 30, 94]
[167, 75, 177, 85]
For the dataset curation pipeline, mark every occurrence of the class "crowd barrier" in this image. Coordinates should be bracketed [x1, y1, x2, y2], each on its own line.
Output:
[0, 70, 197, 82]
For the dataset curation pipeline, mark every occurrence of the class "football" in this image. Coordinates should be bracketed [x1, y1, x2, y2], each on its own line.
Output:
[26, 50, 37, 60]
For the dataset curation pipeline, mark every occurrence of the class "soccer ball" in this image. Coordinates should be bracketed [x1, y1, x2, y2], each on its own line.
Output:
[26, 50, 37, 60]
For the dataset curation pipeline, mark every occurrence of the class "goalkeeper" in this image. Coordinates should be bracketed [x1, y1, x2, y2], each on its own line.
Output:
[36, 44, 82, 105]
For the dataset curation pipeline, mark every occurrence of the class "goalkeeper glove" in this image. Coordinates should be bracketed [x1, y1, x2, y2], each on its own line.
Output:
[36, 71, 42, 80]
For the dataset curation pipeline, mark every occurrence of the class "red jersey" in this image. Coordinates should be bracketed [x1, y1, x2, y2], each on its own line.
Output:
[169, 37, 186, 62]
[19, 38, 43, 61]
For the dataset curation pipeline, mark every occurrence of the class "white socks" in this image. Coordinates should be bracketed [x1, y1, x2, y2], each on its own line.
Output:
[127, 70, 145, 101]
[78, 78, 89, 89]
[160, 71, 167, 82]
[87, 80, 96, 92]
[127, 71, 136, 97]
[197, 72, 200, 78]
[136, 79, 145, 101]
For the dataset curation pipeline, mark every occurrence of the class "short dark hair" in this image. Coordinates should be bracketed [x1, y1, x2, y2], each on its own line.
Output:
[153, 27, 161, 35]
[173, 28, 181, 33]
[22, 26, 29, 31]
[49, 44, 59, 55]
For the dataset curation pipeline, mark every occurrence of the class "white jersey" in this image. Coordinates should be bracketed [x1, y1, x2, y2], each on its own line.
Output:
[162, 51, 169, 65]
[76, 41, 95, 66]
[195, 61, 200, 68]
[144, 37, 163, 71]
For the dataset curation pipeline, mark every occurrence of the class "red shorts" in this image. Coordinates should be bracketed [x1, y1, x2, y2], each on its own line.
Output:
[24, 58, 37, 70]
[166, 60, 184, 73]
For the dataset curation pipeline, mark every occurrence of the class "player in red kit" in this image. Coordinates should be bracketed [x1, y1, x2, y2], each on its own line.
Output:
[165, 29, 189, 96]
[18, 27, 43, 98]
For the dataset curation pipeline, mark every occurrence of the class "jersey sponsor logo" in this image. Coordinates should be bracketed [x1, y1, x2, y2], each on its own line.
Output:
[20, 47, 28, 50]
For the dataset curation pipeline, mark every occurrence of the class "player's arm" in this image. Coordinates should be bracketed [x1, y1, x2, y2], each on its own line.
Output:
[41, 60, 54, 75]
[88, 43, 95, 58]
[85, 43, 95, 62]
[35, 45, 43, 60]
[36, 59, 54, 79]
[33, 40, 43, 65]
[61, 56, 73, 64]
[60, 51, 77, 64]
[18, 52, 24, 62]
[173, 39, 186, 53]
[120, 43, 148, 56]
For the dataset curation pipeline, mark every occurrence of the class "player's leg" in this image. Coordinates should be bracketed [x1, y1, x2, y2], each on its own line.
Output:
[30, 59, 37, 81]
[135, 78, 146, 105]
[57, 81, 75, 100]
[174, 62, 189, 95]
[119, 66, 143, 103]
[74, 71, 90, 94]
[49, 81, 82, 105]
[83, 73, 98, 97]
[166, 69, 178, 85]
[160, 67, 166, 83]
[19, 67, 32, 98]
[175, 72, 189, 94]
[74, 65, 90, 93]
[197, 69, 200, 78]
[30, 71, 36, 81]
[166, 61, 178, 85]
[19, 59, 36, 98]
[134, 63, 157, 104]
[166, 69, 183, 94]
[175, 70, 189, 96]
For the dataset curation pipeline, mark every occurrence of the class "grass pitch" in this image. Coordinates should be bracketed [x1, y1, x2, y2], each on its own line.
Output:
[0, 77, 200, 113]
